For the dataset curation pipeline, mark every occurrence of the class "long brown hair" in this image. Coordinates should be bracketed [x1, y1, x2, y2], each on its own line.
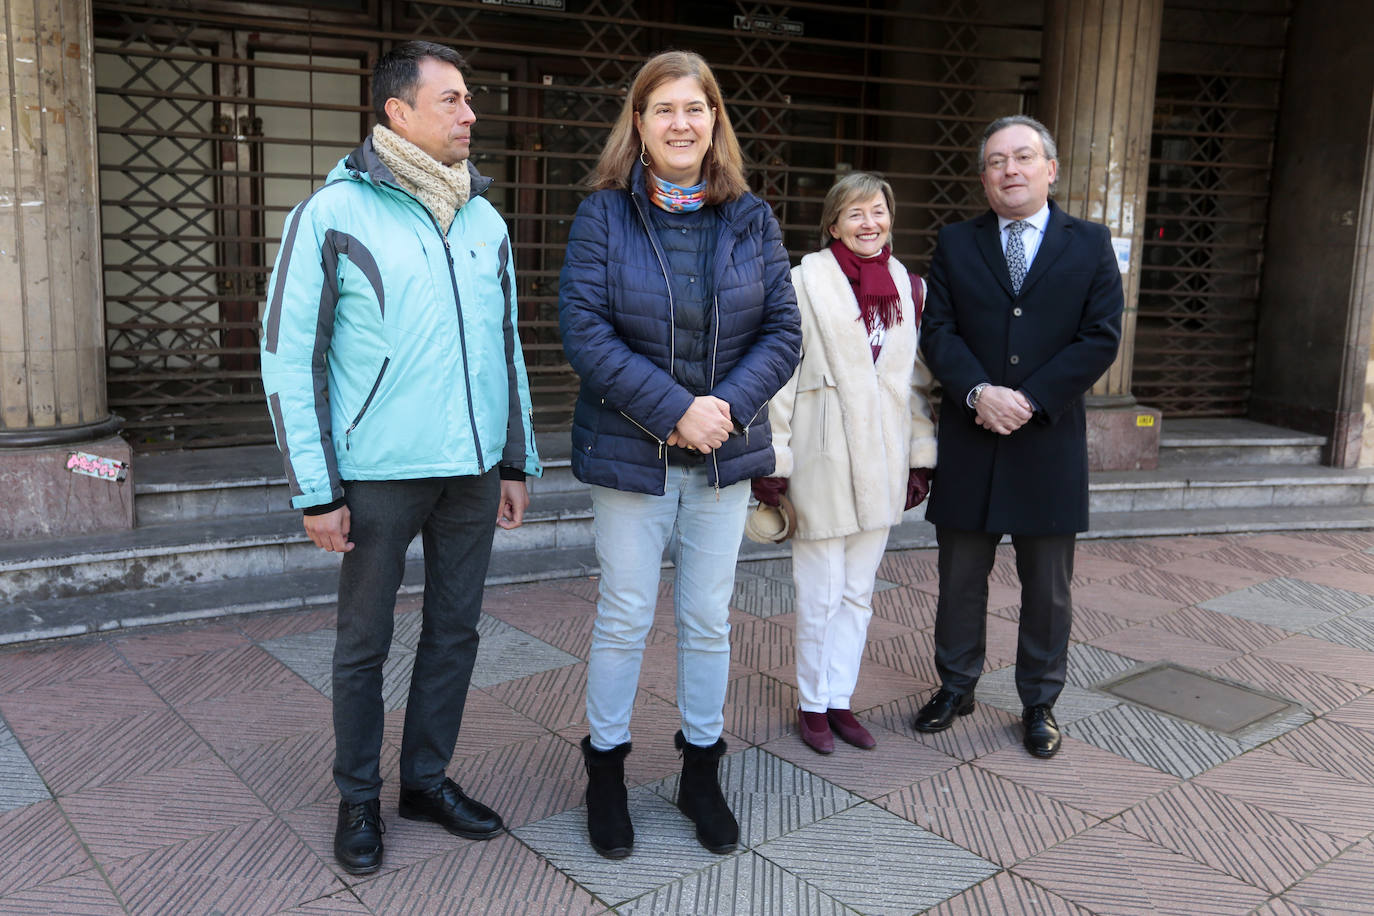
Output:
[586, 51, 749, 204]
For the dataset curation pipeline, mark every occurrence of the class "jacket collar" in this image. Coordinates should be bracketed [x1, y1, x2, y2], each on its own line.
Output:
[973, 199, 1072, 299]
[340, 135, 493, 199]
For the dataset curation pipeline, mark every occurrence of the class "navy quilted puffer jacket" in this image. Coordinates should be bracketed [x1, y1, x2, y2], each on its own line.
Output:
[558, 163, 801, 495]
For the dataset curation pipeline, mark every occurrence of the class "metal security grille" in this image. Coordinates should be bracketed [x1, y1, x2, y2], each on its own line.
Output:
[92, 0, 1040, 449]
[1133, 0, 1290, 417]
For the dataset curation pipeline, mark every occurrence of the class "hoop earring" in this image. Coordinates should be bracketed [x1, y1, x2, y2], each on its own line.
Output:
[640, 142, 651, 167]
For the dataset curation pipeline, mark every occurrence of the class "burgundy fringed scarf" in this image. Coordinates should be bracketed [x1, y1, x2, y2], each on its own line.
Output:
[828, 239, 902, 335]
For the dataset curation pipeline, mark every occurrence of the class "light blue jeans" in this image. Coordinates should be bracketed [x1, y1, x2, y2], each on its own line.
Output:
[586, 466, 750, 750]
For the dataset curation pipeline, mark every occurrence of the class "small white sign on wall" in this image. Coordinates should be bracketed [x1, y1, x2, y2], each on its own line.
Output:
[1111, 236, 1132, 275]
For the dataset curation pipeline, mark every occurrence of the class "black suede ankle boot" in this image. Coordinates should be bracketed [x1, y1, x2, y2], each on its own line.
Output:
[673, 730, 738, 853]
[580, 736, 633, 858]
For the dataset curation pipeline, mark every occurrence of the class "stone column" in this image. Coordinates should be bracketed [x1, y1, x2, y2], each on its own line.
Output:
[1038, 0, 1165, 470]
[0, 0, 131, 538]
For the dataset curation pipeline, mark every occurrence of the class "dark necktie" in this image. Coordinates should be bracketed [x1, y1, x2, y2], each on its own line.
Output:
[1006, 220, 1029, 294]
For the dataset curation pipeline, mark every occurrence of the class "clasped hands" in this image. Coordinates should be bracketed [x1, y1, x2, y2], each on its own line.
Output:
[666, 395, 733, 453]
[974, 385, 1034, 436]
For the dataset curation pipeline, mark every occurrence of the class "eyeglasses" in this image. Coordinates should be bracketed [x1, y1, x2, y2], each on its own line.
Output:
[983, 151, 1041, 172]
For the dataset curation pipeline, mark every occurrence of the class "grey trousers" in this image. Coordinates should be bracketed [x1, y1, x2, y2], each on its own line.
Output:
[931, 526, 1076, 709]
[331, 472, 499, 803]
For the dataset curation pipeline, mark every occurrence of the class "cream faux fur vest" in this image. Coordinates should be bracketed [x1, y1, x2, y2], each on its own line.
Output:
[767, 248, 937, 540]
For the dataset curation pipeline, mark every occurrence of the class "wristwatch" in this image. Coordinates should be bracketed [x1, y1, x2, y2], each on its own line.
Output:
[967, 382, 990, 409]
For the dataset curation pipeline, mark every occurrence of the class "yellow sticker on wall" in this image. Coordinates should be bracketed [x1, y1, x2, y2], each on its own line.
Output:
[1136, 415, 1156, 428]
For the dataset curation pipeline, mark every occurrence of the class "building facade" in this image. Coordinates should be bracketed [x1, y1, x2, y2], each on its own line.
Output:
[3, 0, 1372, 535]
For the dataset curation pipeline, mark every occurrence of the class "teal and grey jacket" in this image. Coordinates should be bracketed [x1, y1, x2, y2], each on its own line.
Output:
[260, 138, 541, 511]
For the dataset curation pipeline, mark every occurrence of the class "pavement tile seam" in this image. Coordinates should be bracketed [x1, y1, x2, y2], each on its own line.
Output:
[136, 642, 308, 707]
[1101, 567, 1237, 608]
[1147, 604, 1293, 655]
[972, 666, 1121, 724]
[1107, 780, 1350, 896]
[1011, 822, 1271, 915]
[921, 870, 1097, 915]
[0, 667, 170, 741]
[55, 755, 276, 865]
[1197, 545, 1326, 578]
[511, 789, 746, 906]
[279, 888, 373, 914]
[0, 717, 52, 812]
[1252, 633, 1374, 687]
[101, 813, 343, 915]
[0, 800, 100, 898]
[751, 802, 1000, 914]
[1064, 703, 1250, 779]
[0, 641, 131, 698]
[1263, 717, 1374, 786]
[643, 747, 865, 843]
[1192, 749, 1374, 843]
[1326, 694, 1374, 734]
[614, 850, 863, 916]
[350, 833, 605, 916]
[1304, 615, 1374, 653]
[875, 762, 1099, 868]
[973, 737, 1181, 820]
[1281, 839, 1374, 915]
[16, 706, 217, 797]
[868, 696, 1024, 763]
[1208, 654, 1366, 717]
[1255, 577, 1374, 615]
[0, 867, 130, 916]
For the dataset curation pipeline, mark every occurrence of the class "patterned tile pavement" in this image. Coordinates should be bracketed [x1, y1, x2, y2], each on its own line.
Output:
[1, 530, 1373, 914]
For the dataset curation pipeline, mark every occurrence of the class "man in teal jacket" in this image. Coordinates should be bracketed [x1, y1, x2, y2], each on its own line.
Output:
[260, 41, 541, 875]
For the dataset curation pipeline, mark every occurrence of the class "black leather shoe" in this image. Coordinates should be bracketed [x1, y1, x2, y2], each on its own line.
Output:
[398, 777, 504, 839]
[1023, 705, 1062, 758]
[912, 688, 975, 733]
[334, 798, 384, 874]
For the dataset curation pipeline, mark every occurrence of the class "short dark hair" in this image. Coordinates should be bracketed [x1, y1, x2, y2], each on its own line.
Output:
[372, 41, 467, 127]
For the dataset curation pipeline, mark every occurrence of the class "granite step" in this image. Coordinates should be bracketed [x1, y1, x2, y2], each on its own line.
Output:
[0, 489, 593, 604]
[134, 435, 581, 525]
[1157, 417, 1326, 467]
[6, 501, 1374, 647]
[1089, 464, 1374, 513]
[9, 461, 1373, 605]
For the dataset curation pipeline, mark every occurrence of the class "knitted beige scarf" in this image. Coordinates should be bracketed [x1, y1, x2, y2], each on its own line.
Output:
[371, 124, 471, 233]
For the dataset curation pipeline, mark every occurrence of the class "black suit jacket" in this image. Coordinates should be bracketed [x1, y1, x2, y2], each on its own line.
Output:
[920, 201, 1123, 535]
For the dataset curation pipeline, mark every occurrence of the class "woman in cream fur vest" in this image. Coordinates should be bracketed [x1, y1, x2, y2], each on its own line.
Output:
[754, 172, 937, 754]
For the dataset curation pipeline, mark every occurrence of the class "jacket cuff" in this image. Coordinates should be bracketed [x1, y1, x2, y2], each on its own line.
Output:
[302, 496, 347, 516]
[498, 466, 527, 482]
[771, 445, 794, 478]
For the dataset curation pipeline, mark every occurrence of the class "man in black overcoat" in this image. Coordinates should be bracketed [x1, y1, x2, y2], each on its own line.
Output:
[914, 115, 1123, 758]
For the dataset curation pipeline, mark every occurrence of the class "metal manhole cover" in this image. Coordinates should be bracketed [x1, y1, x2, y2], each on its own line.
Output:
[1099, 664, 1299, 735]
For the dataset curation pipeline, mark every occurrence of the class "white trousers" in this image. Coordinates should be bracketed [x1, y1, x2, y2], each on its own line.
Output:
[791, 527, 891, 712]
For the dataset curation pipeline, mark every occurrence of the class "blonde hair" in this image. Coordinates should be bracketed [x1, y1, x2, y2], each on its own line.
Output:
[587, 51, 749, 204]
[819, 171, 896, 248]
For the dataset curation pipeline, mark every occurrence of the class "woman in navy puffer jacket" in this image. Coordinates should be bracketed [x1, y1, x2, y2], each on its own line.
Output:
[559, 50, 800, 861]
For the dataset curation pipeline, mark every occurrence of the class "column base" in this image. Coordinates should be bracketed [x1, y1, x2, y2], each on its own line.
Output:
[1087, 402, 1161, 471]
[0, 435, 134, 540]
